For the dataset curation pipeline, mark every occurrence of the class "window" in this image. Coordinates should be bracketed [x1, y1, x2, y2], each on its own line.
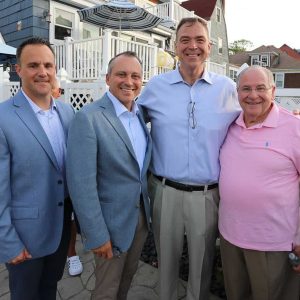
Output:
[251, 55, 260, 66]
[216, 7, 221, 23]
[218, 38, 223, 55]
[275, 73, 284, 88]
[261, 54, 269, 67]
[55, 9, 73, 40]
[229, 69, 237, 82]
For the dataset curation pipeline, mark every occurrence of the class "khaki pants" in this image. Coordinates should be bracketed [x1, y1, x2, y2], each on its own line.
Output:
[149, 174, 219, 300]
[92, 207, 148, 300]
[220, 236, 300, 300]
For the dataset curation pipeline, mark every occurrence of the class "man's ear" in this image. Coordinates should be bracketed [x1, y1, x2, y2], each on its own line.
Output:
[15, 64, 21, 78]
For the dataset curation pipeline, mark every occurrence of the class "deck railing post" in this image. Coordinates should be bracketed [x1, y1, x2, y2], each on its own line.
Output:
[64, 37, 73, 81]
[101, 29, 112, 77]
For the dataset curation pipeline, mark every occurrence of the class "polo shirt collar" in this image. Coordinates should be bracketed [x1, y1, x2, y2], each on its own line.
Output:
[236, 102, 279, 129]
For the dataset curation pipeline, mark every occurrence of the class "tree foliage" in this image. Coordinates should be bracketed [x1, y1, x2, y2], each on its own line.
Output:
[229, 39, 253, 54]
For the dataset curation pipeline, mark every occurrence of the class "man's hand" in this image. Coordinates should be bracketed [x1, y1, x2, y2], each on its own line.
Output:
[292, 244, 300, 273]
[9, 249, 32, 265]
[92, 241, 113, 259]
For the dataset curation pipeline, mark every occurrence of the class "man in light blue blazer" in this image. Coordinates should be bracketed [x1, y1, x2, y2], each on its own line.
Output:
[67, 51, 152, 300]
[0, 37, 74, 300]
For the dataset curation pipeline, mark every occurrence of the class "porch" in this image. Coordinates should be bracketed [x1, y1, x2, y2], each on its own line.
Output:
[53, 31, 226, 83]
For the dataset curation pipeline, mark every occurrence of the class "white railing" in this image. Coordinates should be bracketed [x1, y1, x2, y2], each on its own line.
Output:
[130, 0, 155, 8]
[109, 36, 157, 82]
[53, 33, 164, 82]
[206, 61, 227, 76]
[173, 2, 195, 22]
[54, 37, 103, 81]
[146, 2, 170, 20]
[145, 1, 194, 23]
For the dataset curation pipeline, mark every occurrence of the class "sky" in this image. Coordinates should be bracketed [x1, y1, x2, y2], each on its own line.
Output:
[225, 0, 300, 50]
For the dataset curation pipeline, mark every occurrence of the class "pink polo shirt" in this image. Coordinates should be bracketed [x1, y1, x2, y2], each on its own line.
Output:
[219, 104, 300, 251]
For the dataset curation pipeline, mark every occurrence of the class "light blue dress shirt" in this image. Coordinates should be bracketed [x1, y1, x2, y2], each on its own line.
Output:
[138, 67, 241, 184]
[107, 91, 147, 176]
[22, 89, 67, 174]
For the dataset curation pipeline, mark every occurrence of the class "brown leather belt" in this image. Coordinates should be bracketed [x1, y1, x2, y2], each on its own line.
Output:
[153, 175, 218, 192]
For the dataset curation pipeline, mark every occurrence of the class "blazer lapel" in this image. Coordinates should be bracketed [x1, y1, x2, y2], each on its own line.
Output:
[13, 92, 60, 171]
[100, 95, 137, 161]
[55, 101, 70, 140]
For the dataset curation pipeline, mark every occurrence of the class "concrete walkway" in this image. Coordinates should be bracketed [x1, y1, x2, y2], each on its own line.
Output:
[0, 236, 222, 300]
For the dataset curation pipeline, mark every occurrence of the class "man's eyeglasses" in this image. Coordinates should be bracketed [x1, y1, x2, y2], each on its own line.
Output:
[238, 86, 272, 95]
[188, 101, 197, 129]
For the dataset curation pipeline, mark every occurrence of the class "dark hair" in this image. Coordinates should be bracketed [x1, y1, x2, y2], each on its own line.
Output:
[107, 51, 142, 75]
[176, 17, 209, 40]
[16, 37, 55, 64]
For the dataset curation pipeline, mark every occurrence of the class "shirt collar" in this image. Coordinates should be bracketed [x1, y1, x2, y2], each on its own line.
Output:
[107, 90, 139, 117]
[236, 102, 279, 129]
[22, 88, 56, 114]
[167, 65, 212, 85]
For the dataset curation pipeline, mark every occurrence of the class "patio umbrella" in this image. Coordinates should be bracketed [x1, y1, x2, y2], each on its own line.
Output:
[77, 0, 163, 31]
[0, 43, 16, 56]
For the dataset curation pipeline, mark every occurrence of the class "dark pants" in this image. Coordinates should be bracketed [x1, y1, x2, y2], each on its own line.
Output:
[6, 200, 72, 300]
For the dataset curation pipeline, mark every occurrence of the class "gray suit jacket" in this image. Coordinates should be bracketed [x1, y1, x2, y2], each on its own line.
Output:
[66, 94, 152, 252]
[0, 90, 74, 263]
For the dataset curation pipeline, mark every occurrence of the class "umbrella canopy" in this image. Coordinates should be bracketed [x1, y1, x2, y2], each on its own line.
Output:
[0, 43, 16, 56]
[78, 0, 163, 31]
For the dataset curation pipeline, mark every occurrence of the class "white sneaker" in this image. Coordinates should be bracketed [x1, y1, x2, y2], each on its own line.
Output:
[67, 255, 83, 276]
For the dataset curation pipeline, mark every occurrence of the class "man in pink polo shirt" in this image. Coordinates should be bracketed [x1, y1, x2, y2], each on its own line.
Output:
[219, 65, 300, 300]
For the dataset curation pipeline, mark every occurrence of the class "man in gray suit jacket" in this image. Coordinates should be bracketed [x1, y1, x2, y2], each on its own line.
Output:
[67, 51, 152, 300]
[0, 37, 74, 300]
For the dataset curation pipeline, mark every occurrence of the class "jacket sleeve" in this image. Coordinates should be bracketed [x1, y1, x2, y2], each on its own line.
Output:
[66, 110, 110, 250]
[0, 127, 24, 263]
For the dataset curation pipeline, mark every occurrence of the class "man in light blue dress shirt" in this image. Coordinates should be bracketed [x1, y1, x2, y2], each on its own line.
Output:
[67, 52, 152, 300]
[138, 17, 240, 300]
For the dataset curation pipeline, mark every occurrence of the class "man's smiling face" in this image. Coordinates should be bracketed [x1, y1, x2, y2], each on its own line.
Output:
[175, 21, 211, 72]
[106, 54, 142, 111]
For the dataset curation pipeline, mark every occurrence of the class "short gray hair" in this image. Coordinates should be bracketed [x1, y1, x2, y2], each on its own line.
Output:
[236, 65, 275, 89]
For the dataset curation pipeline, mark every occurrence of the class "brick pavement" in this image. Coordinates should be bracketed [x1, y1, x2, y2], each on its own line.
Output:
[0, 235, 221, 300]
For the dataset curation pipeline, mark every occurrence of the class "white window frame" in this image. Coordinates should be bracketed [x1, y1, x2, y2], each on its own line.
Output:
[49, 2, 80, 43]
[251, 55, 260, 65]
[275, 73, 284, 88]
[229, 69, 237, 82]
[261, 54, 269, 67]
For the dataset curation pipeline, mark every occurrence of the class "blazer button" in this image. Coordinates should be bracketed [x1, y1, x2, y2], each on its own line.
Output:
[58, 202, 63, 206]
[136, 202, 140, 208]
[57, 179, 63, 184]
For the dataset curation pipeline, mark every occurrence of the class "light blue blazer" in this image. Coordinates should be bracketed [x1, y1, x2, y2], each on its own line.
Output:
[0, 91, 74, 263]
[66, 94, 152, 252]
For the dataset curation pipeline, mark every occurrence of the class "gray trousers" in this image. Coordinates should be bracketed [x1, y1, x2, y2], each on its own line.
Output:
[149, 174, 219, 300]
[220, 236, 300, 300]
[92, 207, 148, 300]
